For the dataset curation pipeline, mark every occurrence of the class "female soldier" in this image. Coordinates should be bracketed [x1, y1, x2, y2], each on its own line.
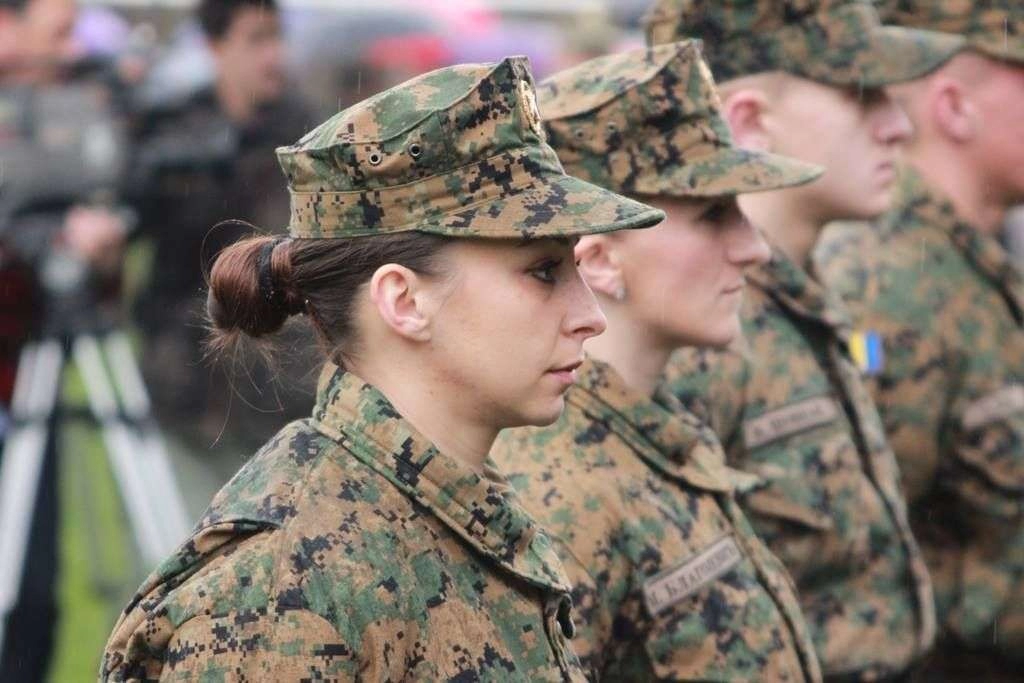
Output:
[491, 43, 824, 681]
[100, 57, 663, 681]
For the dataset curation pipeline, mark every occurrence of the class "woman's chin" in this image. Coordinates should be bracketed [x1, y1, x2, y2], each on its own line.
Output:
[519, 395, 567, 428]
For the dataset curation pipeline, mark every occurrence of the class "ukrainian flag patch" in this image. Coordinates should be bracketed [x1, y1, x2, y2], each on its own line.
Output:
[849, 330, 884, 376]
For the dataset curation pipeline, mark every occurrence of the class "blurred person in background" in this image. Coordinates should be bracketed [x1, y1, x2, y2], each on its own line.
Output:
[815, 1, 1024, 678]
[0, 0, 129, 678]
[129, 0, 314, 511]
[647, 0, 965, 678]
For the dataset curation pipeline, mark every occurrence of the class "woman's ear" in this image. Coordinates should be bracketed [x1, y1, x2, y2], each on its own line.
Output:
[721, 87, 774, 152]
[576, 235, 625, 300]
[368, 264, 432, 342]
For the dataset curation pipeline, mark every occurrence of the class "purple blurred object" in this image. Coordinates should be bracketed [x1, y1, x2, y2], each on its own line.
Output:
[73, 6, 132, 59]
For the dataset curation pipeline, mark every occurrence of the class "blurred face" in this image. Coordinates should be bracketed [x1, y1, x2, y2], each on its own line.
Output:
[605, 196, 771, 349]
[209, 5, 285, 106]
[969, 61, 1024, 205]
[425, 238, 606, 428]
[769, 77, 913, 221]
[1, 0, 77, 82]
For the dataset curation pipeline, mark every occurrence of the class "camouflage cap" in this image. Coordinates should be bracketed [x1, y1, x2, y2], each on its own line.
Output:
[880, 0, 1024, 65]
[538, 41, 822, 198]
[276, 57, 664, 240]
[644, 0, 966, 87]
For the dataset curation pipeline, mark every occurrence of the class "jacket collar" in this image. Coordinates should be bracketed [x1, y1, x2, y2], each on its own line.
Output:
[312, 365, 572, 594]
[885, 167, 1024, 325]
[569, 357, 733, 494]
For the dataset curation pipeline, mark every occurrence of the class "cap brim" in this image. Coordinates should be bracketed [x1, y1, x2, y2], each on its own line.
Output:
[971, 36, 1024, 65]
[417, 171, 665, 239]
[633, 147, 823, 198]
[845, 25, 965, 87]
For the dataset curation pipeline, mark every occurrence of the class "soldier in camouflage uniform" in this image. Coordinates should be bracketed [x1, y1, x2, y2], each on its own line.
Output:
[647, 1, 964, 678]
[493, 42, 825, 681]
[815, 1, 1024, 677]
[100, 57, 665, 681]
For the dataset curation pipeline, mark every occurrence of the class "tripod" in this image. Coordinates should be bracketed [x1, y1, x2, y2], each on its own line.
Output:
[0, 328, 191, 654]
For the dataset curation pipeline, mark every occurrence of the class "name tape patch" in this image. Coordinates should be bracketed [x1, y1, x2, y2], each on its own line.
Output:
[642, 536, 743, 616]
[742, 396, 840, 450]
[963, 384, 1024, 431]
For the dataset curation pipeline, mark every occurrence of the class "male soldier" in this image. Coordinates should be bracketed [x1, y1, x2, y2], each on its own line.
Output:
[130, 0, 313, 503]
[646, 0, 964, 678]
[814, 2, 1024, 677]
[0, 0, 128, 678]
[494, 42, 824, 681]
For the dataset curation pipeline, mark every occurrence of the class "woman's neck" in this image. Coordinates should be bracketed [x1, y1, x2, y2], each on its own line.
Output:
[739, 189, 822, 268]
[348, 359, 497, 471]
[584, 305, 672, 397]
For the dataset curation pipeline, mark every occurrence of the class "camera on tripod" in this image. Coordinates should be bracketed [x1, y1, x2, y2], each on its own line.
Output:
[0, 78, 191, 655]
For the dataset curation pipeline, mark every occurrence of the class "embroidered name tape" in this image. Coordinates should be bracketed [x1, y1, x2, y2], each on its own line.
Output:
[642, 536, 743, 616]
[963, 384, 1024, 431]
[743, 396, 840, 450]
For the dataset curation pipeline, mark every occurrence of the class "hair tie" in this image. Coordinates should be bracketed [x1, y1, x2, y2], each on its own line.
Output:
[257, 236, 287, 304]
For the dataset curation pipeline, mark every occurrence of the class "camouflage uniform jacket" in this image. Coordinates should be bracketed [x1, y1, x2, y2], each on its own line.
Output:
[101, 366, 585, 682]
[661, 248, 935, 679]
[492, 358, 822, 682]
[815, 168, 1024, 655]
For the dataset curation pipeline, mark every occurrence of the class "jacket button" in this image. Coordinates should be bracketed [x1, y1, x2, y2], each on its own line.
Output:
[557, 599, 576, 639]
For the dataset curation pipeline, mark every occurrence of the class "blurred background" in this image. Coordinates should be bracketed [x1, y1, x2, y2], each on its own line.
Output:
[0, 0, 1022, 680]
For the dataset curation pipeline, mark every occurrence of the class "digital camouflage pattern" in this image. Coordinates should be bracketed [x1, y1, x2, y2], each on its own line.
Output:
[880, 0, 1024, 64]
[275, 56, 664, 240]
[815, 168, 1024, 662]
[101, 366, 586, 681]
[492, 358, 822, 682]
[660, 246, 936, 679]
[537, 42, 822, 198]
[643, 0, 963, 87]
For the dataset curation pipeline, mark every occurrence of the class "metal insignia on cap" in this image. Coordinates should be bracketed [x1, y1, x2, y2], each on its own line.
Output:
[518, 78, 545, 139]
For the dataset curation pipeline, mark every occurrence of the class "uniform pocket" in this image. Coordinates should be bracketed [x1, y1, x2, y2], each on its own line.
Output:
[740, 482, 871, 584]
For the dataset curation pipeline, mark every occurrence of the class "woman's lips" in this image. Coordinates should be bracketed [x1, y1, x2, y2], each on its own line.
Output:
[722, 280, 746, 296]
[547, 359, 583, 385]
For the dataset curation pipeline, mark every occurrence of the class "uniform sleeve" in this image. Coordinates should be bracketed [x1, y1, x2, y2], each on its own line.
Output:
[933, 356, 1024, 655]
[661, 346, 751, 456]
[156, 608, 356, 682]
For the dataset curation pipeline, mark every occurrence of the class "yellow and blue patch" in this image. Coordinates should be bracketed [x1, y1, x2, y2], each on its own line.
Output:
[849, 330, 885, 376]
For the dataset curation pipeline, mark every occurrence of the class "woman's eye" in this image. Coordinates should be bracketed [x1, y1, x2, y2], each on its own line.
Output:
[700, 202, 729, 223]
[530, 259, 562, 284]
